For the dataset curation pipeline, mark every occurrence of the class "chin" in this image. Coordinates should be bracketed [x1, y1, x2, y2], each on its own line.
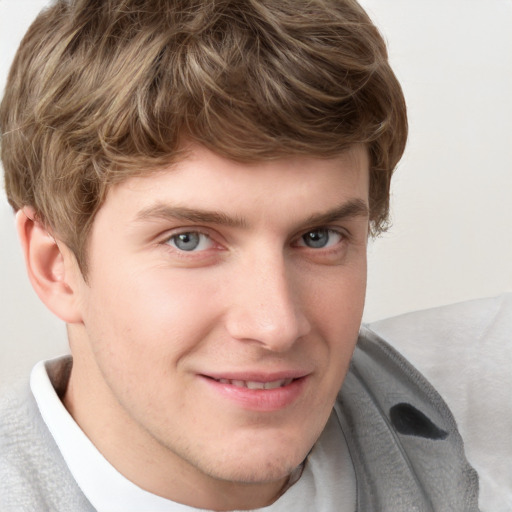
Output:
[211, 456, 302, 486]
[202, 432, 312, 485]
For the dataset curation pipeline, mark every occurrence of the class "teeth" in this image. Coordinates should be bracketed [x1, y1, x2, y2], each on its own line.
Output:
[264, 379, 288, 389]
[246, 381, 265, 390]
[216, 378, 293, 389]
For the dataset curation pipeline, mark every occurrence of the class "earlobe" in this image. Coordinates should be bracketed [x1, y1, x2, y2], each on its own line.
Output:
[16, 207, 83, 324]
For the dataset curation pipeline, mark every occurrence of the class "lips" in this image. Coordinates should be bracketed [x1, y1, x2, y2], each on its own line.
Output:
[200, 372, 308, 411]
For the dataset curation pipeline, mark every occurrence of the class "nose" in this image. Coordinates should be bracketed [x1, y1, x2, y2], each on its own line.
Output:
[224, 252, 311, 352]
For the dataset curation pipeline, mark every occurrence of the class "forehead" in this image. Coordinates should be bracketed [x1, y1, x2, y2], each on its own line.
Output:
[100, 144, 370, 227]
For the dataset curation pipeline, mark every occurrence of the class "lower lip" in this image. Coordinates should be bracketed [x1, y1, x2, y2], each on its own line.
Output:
[200, 376, 307, 412]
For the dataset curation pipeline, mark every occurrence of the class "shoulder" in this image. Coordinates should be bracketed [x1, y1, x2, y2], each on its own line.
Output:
[0, 367, 93, 511]
[0, 379, 50, 509]
[336, 326, 479, 510]
[0, 378, 38, 456]
[347, 325, 463, 439]
[368, 293, 512, 512]
[368, 293, 512, 433]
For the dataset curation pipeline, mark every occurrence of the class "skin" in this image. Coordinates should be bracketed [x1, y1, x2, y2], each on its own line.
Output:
[33, 144, 370, 510]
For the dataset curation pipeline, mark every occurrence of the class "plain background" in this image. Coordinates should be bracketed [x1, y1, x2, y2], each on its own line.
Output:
[1, 0, 511, 384]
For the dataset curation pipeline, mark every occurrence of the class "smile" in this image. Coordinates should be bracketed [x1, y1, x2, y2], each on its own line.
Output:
[202, 374, 308, 412]
[214, 378, 294, 390]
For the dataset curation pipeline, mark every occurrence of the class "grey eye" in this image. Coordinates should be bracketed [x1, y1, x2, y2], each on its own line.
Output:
[302, 229, 330, 248]
[170, 232, 202, 251]
[299, 229, 342, 249]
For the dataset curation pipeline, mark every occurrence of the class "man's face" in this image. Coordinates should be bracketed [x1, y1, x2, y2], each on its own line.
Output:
[67, 144, 370, 507]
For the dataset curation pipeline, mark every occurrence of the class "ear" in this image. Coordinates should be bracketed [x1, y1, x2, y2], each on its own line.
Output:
[16, 207, 84, 324]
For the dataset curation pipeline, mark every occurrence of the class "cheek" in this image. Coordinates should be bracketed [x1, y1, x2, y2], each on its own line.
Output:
[306, 259, 367, 327]
[79, 270, 205, 415]
[84, 266, 221, 364]
[303, 260, 366, 377]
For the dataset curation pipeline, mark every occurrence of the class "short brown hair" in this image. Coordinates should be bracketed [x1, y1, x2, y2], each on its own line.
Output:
[1, 0, 407, 274]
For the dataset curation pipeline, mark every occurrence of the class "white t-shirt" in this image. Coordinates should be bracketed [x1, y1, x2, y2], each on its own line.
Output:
[31, 361, 356, 512]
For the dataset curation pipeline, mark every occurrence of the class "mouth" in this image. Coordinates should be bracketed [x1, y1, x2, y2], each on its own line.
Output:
[200, 374, 308, 411]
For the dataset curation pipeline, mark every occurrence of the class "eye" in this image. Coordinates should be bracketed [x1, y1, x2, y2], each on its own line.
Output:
[166, 231, 213, 252]
[298, 228, 343, 249]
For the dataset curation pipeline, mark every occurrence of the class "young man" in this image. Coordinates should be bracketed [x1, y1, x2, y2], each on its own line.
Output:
[0, 0, 478, 510]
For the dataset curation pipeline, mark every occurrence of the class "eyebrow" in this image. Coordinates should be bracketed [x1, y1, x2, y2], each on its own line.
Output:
[302, 199, 369, 226]
[134, 204, 248, 228]
[134, 199, 369, 229]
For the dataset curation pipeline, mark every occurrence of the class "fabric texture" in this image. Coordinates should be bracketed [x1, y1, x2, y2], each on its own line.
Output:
[338, 327, 479, 511]
[370, 292, 512, 512]
[0, 379, 94, 511]
[0, 327, 479, 511]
